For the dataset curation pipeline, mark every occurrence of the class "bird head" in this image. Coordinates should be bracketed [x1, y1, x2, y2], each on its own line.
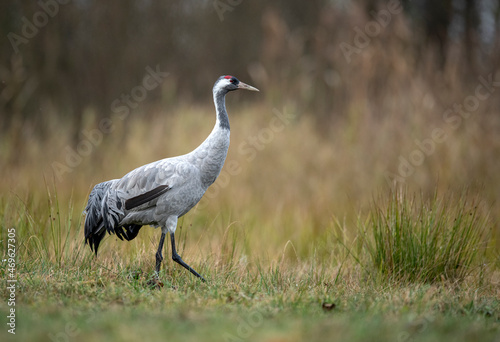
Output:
[213, 75, 259, 94]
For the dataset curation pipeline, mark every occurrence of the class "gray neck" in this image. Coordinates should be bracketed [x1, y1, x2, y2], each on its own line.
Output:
[188, 89, 231, 188]
[214, 90, 230, 130]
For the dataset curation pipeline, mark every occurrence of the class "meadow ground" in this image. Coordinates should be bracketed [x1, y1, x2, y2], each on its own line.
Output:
[1, 104, 499, 341]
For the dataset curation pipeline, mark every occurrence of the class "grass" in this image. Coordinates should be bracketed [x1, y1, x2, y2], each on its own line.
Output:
[362, 190, 490, 283]
[0, 103, 499, 341]
[0, 180, 498, 341]
[3, 266, 499, 342]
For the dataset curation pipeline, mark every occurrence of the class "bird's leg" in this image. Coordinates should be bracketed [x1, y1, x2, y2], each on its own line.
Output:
[170, 232, 206, 282]
[146, 232, 166, 289]
[155, 232, 166, 276]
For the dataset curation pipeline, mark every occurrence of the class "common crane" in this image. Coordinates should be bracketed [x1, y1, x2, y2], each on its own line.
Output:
[84, 75, 259, 283]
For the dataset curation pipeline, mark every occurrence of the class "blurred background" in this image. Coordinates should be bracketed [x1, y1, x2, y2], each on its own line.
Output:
[0, 0, 499, 256]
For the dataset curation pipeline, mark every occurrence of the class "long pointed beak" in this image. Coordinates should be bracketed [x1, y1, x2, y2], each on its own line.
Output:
[237, 81, 259, 92]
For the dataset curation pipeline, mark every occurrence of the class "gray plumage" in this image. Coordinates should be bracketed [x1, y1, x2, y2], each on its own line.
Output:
[84, 75, 259, 282]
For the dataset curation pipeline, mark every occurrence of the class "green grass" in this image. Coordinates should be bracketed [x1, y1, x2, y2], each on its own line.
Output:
[362, 190, 490, 283]
[4, 268, 499, 342]
[0, 186, 498, 342]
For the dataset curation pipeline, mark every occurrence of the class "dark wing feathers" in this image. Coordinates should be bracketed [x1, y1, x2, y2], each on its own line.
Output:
[124, 185, 171, 210]
[85, 182, 170, 256]
[115, 224, 142, 241]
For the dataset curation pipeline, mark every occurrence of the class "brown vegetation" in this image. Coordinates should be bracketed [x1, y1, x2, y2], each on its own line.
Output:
[1, 0, 499, 256]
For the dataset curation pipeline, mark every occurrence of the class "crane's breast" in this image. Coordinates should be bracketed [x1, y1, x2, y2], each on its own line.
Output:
[155, 181, 206, 218]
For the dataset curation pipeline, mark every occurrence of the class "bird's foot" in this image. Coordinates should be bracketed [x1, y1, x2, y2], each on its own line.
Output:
[147, 273, 164, 290]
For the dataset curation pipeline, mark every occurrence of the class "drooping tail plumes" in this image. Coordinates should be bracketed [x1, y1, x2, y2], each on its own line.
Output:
[101, 190, 124, 235]
[84, 181, 114, 255]
[84, 180, 143, 255]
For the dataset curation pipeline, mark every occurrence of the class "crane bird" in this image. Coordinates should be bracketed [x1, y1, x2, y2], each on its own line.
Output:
[84, 75, 259, 283]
